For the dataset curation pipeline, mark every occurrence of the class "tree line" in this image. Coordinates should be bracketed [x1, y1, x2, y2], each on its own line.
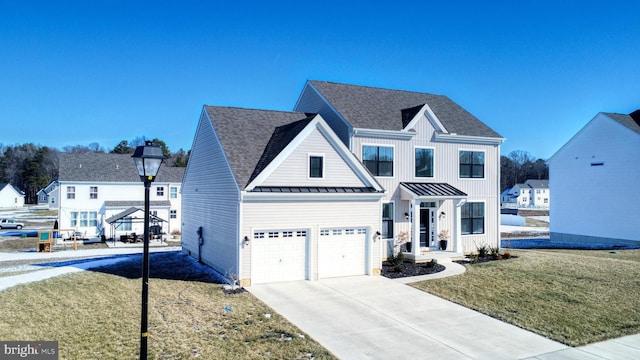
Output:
[500, 150, 549, 191]
[0, 138, 190, 204]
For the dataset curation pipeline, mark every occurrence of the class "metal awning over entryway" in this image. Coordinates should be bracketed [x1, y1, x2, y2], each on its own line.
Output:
[400, 182, 467, 199]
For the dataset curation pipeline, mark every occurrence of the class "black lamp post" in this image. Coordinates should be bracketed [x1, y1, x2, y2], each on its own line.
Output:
[132, 141, 165, 360]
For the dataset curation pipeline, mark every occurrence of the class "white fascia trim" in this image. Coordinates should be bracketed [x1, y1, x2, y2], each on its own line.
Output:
[435, 132, 505, 145]
[241, 191, 385, 202]
[404, 103, 447, 133]
[352, 128, 416, 140]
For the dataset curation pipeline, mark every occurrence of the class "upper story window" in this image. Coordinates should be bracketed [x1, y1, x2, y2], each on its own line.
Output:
[90, 186, 98, 199]
[156, 187, 164, 196]
[459, 151, 484, 178]
[309, 155, 324, 178]
[66, 186, 75, 199]
[170, 210, 177, 219]
[170, 187, 178, 199]
[363, 145, 393, 177]
[415, 148, 434, 178]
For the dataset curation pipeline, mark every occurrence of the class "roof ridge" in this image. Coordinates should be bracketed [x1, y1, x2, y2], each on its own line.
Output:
[309, 80, 445, 97]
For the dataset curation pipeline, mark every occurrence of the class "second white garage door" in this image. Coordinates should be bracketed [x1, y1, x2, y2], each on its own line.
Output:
[251, 230, 308, 285]
[318, 227, 368, 278]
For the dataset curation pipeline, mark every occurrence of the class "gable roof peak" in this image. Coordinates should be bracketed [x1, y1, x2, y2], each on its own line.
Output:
[305, 80, 502, 138]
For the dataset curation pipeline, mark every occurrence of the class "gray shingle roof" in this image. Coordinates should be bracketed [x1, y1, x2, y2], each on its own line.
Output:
[308, 80, 502, 138]
[526, 179, 549, 188]
[58, 153, 184, 183]
[204, 106, 313, 188]
[604, 111, 640, 136]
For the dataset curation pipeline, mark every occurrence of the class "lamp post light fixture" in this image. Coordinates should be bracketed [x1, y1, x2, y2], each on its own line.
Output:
[132, 141, 165, 360]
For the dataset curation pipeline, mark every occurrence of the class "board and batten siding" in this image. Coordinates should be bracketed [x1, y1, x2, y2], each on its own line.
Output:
[549, 113, 640, 242]
[351, 111, 501, 252]
[240, 198, 381, 284]
[260, 127, 367, 188]
[182, 112, 241, 277]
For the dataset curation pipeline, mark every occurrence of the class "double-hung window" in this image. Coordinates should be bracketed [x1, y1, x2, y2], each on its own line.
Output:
[156, 187, 164, 196]
[363, 145, 393, 176]
[309, 155, 324, 178]
[170, 187, 178, 199]
[67, 186, 76, 199]
[461, 202, 484, 235]
[459, 151, 484, 178]
[382, 203, 394, 238]
[90, 186, 98, 199]
[415, 148, 434, 177]
[70, 212, 78, 227]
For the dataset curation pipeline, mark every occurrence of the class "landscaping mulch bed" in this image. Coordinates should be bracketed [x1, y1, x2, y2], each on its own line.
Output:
[381, 260, 445, 279]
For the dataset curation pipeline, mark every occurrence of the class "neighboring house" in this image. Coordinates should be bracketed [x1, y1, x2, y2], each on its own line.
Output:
[0, 183, 25, 209]
[182, 80, 504, 285]
[501, 179, 549, 208]
[57, 153, 184, 238]
[548, 110, 640, 244]
[37, 181, 59, 208]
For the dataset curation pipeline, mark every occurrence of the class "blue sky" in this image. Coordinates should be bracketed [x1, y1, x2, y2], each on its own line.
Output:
[1, 0, 638, 159]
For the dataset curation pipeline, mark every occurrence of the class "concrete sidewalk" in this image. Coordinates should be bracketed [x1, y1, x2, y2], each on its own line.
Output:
[249, 274, 640, 359]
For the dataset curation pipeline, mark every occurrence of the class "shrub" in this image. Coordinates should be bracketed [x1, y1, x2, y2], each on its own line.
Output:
[477, 244, 489, 258]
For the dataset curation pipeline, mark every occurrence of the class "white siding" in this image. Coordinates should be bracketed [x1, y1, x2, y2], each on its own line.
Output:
[182, 112, 241, 277]
[261, 128, 366, 187]
[352, 112, 501, 253]
[549, 114, 640, 242]
[0, 186, 24, 209]
[240, 198, 381, 283]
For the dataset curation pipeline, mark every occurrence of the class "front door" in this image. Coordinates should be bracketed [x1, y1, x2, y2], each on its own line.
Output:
[419, 208, 429, 247]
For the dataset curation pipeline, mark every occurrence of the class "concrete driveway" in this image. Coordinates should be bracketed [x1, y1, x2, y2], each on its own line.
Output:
[250, 275, 640, 359]
[249, 275, 567, 359]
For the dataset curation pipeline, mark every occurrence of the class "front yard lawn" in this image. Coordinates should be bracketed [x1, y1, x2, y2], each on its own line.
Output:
[411, 249, 640, 346]
[0, 252, 335, 359]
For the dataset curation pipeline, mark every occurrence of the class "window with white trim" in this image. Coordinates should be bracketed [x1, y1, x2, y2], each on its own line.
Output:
[459, 151, 484, 178]
[90, 186, 98, 199]
[461, 202, 484, 235]
[156, 187, 164, 196]
[170, 210, 177, 219]
[415, 148, 434, 177]
[67, 186, 75, 199]
[309, 155, 324, 178]
[382, 203, 394, 238]
[170, 187, 178, 199]
[363, 145, 393, 176]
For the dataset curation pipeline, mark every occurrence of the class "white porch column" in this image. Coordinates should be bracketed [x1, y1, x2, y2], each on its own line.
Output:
[454, 199, 466, 253]
[411, 200, 420, 257]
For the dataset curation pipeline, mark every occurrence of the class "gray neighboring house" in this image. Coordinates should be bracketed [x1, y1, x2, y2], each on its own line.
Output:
[182, 80, 504, 285]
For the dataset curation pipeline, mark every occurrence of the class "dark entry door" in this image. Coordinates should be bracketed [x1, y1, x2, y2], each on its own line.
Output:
[420, 208, 429, 247]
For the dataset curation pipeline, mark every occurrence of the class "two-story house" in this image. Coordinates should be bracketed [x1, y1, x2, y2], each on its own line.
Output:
[36, 181, 59, 209]
[182, 81, 503, 285]
[502, 179, 549, 208]
[56, 153, 184, 239]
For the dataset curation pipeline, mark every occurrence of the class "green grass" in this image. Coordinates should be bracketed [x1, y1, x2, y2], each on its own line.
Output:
[411, 249, 640, 346]
[0, 252, 335, 359]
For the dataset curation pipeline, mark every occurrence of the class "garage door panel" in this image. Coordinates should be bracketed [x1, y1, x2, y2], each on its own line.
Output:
[251, 230, 307, 284]
[318, 228, 367, 278]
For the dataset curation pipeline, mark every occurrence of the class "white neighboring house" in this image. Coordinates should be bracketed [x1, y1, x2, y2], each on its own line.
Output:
[56, 153, 184, 239]
[548, 110, 640, 244]
[182, 80, 504, 286]
[0, 183, 25, 209]
[37, 181, 59, 208]
[501, 179, 549, 208]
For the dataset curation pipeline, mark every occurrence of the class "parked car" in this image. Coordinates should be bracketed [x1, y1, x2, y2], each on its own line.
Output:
[0, 218, 25, 229]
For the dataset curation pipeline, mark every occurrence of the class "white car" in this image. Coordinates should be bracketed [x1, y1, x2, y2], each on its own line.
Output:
[0, 218, 25, 229]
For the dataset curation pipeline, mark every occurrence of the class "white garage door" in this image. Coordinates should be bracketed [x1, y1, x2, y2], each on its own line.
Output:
[251, 230, 307, 284]
[318, 228, 367, 278]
